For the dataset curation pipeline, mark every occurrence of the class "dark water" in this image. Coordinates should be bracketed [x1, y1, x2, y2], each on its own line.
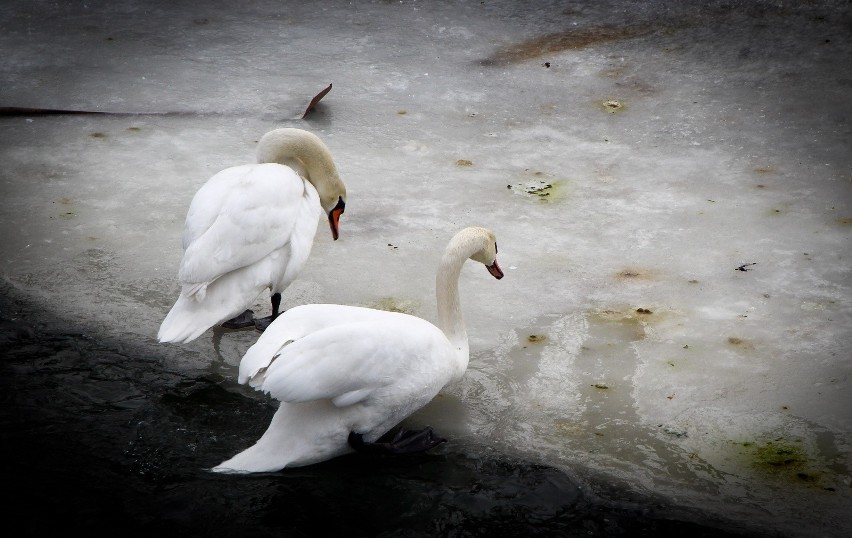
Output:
[0, 286, 772, 538]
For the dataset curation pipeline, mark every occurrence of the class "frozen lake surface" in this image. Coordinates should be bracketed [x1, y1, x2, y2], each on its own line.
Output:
[1, 1, 850, 536]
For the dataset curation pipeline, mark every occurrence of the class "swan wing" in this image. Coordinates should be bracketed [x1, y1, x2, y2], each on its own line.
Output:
[237, 304, 393, 385]
[241, 308, 449, 407]
[264, 322, 443, 406]
[177, 163, 316, 286]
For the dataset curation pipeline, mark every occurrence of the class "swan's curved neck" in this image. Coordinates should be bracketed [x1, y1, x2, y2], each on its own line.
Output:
[436, 257, 466, 349]
[256, 129, 342, 207]
[436, 233, 484, 372]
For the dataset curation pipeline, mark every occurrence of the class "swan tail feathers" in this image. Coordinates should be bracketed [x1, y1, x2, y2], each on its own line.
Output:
[211, 450, 275, 474]
[210, 402, 353, 473]
[157, 295, 223, 343]
[158, 279, 265, 343]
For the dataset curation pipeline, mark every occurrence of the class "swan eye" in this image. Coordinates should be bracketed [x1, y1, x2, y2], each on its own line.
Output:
[495, 242, 498, 254]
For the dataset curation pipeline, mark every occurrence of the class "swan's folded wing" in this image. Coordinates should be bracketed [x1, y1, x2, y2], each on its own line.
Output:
[178, 165, 316, 285]
[238, 334, 296, 388]
[237, 304, 393, 386]
[257, 319, 442, 407]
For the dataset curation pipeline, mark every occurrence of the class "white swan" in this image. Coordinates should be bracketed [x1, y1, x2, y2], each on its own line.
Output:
[158, 128, 347, 344]
[212, 226, 503, 473]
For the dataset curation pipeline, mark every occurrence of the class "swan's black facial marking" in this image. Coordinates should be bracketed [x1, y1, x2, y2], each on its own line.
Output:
[495, 242, 498, 254]
[333, 196, 345, 214]
[328, 196, 345, 240]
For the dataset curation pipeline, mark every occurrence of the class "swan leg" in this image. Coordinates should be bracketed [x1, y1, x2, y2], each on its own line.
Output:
[254, 293, 282, 332]
[348, 427, 447, 455]
[221, 309, 255, 329]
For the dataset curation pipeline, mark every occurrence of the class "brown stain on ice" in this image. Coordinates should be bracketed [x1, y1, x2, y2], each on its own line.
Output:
[590, 309, 647, 340]
[600, 99, 626, 113]
[589, 305, 671, 340]
[481, 23, 658, 66]
[615, 268, 657, 281]
[527, 334, 547, 344]
[727, 336, 755, 350]
[588, 302, 673, 342]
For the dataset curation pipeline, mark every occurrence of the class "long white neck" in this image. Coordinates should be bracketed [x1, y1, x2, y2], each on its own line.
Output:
[256, 128, 343, 209]
[436, 230, 487, 374]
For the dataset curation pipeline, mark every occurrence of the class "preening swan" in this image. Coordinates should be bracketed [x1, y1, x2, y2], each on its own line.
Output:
[157, 128, 347, 344]
[212, 226, 503, 473]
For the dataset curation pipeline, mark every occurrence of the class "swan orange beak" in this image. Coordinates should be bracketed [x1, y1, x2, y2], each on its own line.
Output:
[328, 197, 345, 241]
[487, 260, 504, 279]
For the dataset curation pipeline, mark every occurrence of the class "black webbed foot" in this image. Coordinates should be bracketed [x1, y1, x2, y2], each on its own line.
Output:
[253, 315, 274, 332]
[254, 293, 283, 332]
[221, 309, 255, 329]
[348, 427, 447, 455]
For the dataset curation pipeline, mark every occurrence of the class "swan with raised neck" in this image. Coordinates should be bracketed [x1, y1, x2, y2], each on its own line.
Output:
[212, 226, 503, 473]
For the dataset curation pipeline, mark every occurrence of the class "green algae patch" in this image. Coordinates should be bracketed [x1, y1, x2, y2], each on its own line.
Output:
[511, 179, 564, 200]
[753, 440, 807, 471]
[732, 438, 830, 488]
[507, 173, 570, 203]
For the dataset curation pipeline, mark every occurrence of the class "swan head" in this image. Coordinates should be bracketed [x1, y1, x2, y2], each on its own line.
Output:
[451, 226, 503, 279]
[256, 128, 347, 240]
